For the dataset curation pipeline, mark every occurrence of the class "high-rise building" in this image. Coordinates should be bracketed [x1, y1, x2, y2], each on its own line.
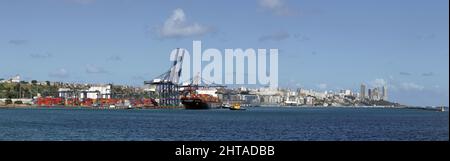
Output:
[373, 87, 380, 100]
[368, 89, 372, 100]
[360, 84, 366, 99]
[382, 86, 388, 100]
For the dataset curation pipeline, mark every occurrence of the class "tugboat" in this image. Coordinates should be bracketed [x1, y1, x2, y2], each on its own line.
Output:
[108, 104, 116, 109]
[126, 104, 134, 109]
[229, 103, 246, 111]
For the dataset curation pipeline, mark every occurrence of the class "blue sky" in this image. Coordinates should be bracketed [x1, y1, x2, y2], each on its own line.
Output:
[0, 0, 448, 106]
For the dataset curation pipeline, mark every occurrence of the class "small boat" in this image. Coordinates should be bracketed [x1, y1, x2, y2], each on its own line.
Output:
[229, 103, 246, 110]
[221, 103, 231, 109]
[126, 105, 134, 109]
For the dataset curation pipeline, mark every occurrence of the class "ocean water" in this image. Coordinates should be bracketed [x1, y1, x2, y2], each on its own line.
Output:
[0, 107, 448, 141]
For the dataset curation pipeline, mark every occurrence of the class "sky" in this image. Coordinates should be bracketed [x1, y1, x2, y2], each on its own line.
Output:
[0, 0, 448, 106]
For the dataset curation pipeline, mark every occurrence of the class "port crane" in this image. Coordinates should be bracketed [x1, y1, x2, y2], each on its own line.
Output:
[179, 72, 226, 94]
[144, 48, 229, 107]
[144, 48, 185, 107]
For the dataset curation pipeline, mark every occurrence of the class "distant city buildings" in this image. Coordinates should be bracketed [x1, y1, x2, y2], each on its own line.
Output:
[1, 74, 394, 107]
[361, 84, 388, 101]
[340, 89, 352, 96]
[220, 87, 364, 107]
[0, 75, 21, 83]
[360, 84, 366, 99]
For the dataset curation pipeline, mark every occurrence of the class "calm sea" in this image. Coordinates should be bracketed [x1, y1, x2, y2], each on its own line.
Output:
[0, 107, 448, 141]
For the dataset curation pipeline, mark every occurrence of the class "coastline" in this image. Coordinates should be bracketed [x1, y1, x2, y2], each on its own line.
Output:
[0, 104, 184, 110]
[1, 104, 447, 112]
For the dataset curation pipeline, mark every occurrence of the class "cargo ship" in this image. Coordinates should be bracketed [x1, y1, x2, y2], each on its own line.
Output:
[180, 85, 223, 109]
[180, 94, 221, 109]
[179, 72, 226, 109]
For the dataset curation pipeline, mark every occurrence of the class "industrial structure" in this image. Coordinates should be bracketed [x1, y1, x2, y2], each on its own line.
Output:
[144, 48, 185, 107]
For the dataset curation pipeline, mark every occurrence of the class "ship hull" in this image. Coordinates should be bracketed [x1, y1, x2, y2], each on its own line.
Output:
[181, 98, 221, 109]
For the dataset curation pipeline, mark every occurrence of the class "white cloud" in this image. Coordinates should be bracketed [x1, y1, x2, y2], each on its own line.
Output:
[293, 34, 311, 42]
[260, 0, 283, 9]
[65, 0, 96, 5]
[399, 72, 412, 76]
[107, 55, 122, 61]
[259, 0, 293, 16]
[259, 31, 290, 42]
[317, 83, 327, 90]
[49, 68, 69, 78]
[400, 82, 424, 91]
[30, 53, 52, 59]
[86, 64, 108, 74]
[8, 40, 28, 45]
[416, 33, 436, 40]
[369, 78, 387, 87]
[421, 72, 434, 77]
[157, 8, 211, 38]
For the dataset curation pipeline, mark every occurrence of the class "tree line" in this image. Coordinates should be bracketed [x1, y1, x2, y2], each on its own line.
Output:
[0, 81, 59, 99]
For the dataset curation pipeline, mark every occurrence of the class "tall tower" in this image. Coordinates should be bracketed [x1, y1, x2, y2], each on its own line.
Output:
[360, 84, 366, 99]
[382, 86, 388, 100]
[373, 87, 380, 101]
[368, 89, 372, 100]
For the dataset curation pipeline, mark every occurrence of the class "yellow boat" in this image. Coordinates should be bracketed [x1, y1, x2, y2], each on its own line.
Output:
[229, 103, 245, 110]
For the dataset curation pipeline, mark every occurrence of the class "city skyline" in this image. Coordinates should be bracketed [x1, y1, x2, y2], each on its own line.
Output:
[0, 0, 448, 106]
